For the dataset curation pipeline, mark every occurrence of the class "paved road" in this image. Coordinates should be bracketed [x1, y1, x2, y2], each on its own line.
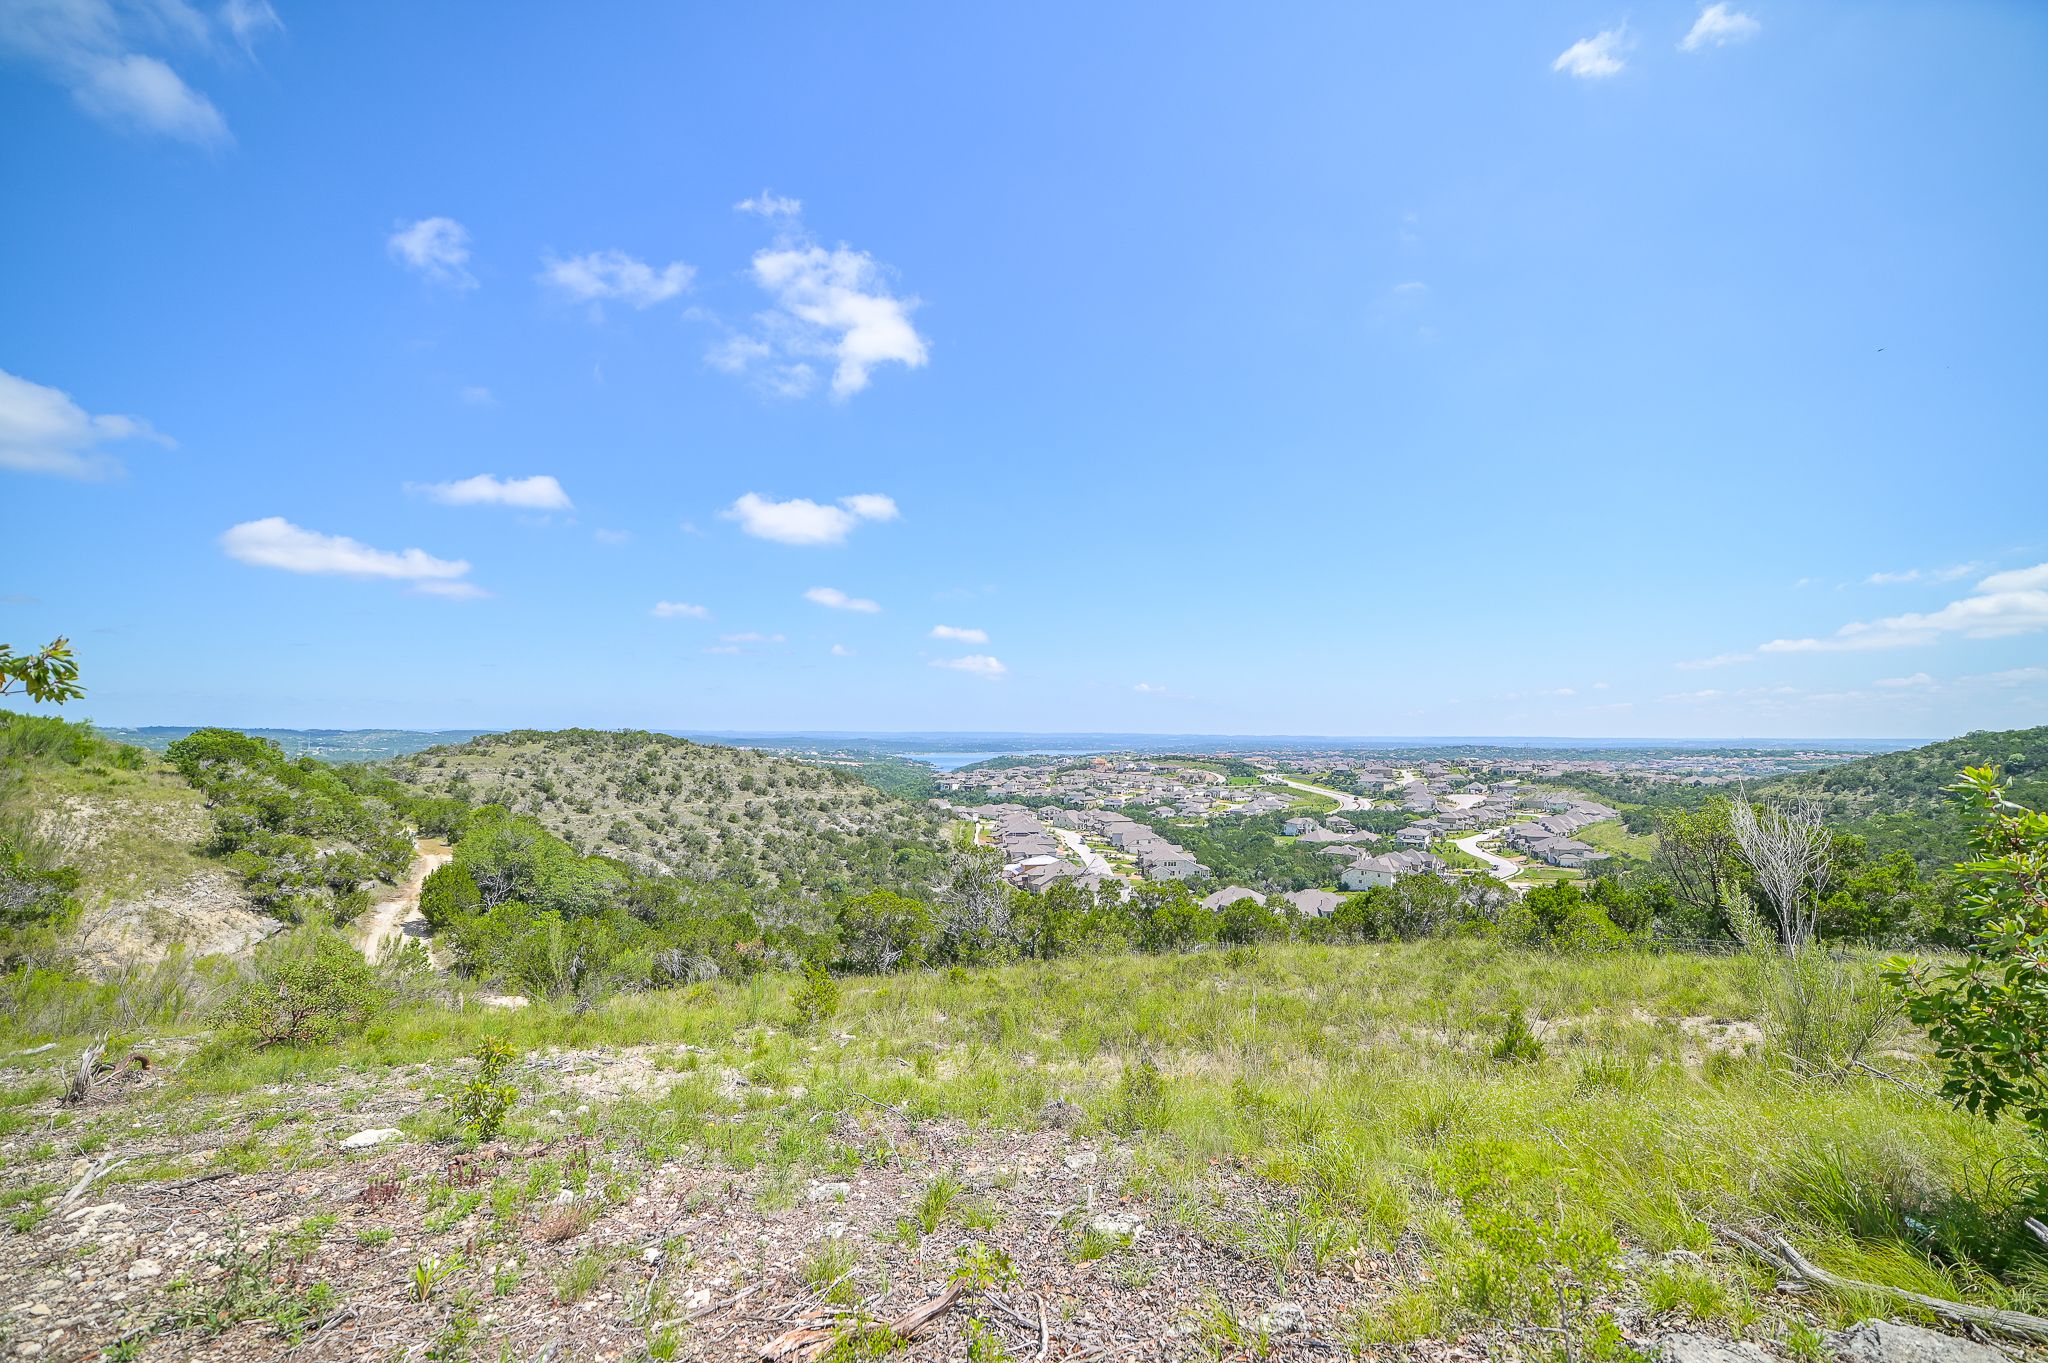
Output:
[1267, 775, 1370, 812]
[1454, 828, 1524, 882]
[1050, 826, 1114, 876]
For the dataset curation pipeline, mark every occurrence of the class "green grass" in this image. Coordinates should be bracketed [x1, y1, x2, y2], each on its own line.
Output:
[1578, 819, 1659, 864]
[26, 939, 2045, 1347]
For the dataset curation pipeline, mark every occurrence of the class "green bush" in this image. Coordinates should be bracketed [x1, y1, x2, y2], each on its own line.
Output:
[790, 961, 841, 1031]
[215, 929, 385, 1048]
[451, 1037, 518, 1142]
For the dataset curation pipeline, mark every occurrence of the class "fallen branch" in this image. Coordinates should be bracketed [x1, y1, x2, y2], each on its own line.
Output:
[1035, 1293, 1050, 1362]
[1851, 1060, 1940, 1103]
[2026, 1218, 2048, 1251]
[1717, 1225, 2048, 1342]
[759, 1282, 966, 1361]
[58, 1154, 129, 1211]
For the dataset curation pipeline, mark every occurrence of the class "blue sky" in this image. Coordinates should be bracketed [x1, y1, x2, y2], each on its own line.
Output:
[3, 2, 2044, 740]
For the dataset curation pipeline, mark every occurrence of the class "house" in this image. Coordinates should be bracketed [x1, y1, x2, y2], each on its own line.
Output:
[1281, 816, 1319, 837]
[1340, 850, 1449, 891]
[1283, 888, 1345, 918]
[1142, 850, 1203, 881]
[1201, 886, 1266, 911]
[1395, 825, 1433, 847]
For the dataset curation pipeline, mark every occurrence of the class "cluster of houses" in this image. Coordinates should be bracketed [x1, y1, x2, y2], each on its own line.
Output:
[1502, 797, 1622, 868]
[960, 802, 1208, 890]
[937, 757, 1294, 820]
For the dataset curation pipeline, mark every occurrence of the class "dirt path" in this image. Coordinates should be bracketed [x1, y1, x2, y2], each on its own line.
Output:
[351, 836, 451, 964]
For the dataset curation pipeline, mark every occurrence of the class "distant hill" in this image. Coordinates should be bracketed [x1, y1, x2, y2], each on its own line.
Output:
[385, 728, 952, 890]
[1763, 724, 2048, 869]
[103, 727, 494, 762]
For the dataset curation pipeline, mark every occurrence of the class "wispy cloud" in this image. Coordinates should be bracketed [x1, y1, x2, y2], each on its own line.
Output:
[933, 654, 1007, 679]
[1554, 27, 1628, 79]
[805, 586, 880, 613]
[594, 528, 632, 545]
[830, 643, 855, 657]
[1865, 563, 1983, 586]
[220, 517, 479, 597]
[930, 624, 987, 643]
[1874, 673, 1936, 689]
[409, 474, 572, 510]
[1760, 563, 2048, 652]
[722, 492, 899, 546]
[0, 367, 171, 478]
[1674, 652, 1755, 670]
[539, 249, 693, 309]
[0, 0, 277, 144]
[735, 190, 802, 218]
[651, 601, 710, 620]
[1680, 4, 1760, 52]
[458, 385, 495, 407]
[388, 218, 476, 289]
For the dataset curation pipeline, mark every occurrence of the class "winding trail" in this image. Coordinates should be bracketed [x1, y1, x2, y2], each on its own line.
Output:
[352, 836, 452, 964]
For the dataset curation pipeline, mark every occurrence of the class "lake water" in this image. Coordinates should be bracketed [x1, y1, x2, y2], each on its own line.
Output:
[900, 750, 1100, 772]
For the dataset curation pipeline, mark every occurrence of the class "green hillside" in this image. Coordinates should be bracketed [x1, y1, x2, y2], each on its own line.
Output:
[385, 728, 952, 890]
[1764, 723, 2048, 869]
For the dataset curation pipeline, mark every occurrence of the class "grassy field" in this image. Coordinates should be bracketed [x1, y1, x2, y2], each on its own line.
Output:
[6, 941, 2039, 1359]
[1579, 819, 1660, 864]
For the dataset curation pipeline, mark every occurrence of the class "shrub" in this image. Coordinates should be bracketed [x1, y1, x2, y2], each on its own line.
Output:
[1489, 1008, 1544, 1064]
[790, 961, 840, 1031]
[450, 1037, 518, 1142]
[214, 929, 384, 1048]
[1886, 767, 2048, 1135]
[1733, 893, 1900, 1074]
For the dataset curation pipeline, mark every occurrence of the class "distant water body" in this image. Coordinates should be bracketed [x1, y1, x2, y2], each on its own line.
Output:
[901, 750, 1100, 772]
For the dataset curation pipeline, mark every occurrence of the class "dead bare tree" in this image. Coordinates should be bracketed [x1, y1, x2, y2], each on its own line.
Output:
[1729, 794, 1834, 949]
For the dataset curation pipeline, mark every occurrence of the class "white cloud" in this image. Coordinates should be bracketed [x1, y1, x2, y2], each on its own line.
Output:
[932, 654, 1007, 679]
[735, 190, 802, 218]
[220, 517, 477, 597]
[409, 474, 572, 511]
[388, 217, 476, 290]
[1874, 672, 1936, 689]
[594, 528, 632, 545]
[805, 586, 880, 613]
[1553, 27, 1628, 78]
[720, 632, 785, 645]
[1978, 563, 2048, 593]
[0, 367, 171, 478]
[1538, 687, 1578, 698]
[1865, 563, 1982, 586]
[1760, 562, 2048, 652]
[0, 0, 264, 144]
[651, 601, 710, 620]
[719, 243, 929, 398]
[830, 643, 855, 657]
[1675, 652, 1755, 670]
[930, 624, 987, 643]
[414, 580, 490, 601]
[1680, 4, 1760, 52]
[540, 249, 693, 309]
[1969, 667, 2048, 688]
[703, 644, 740, 655]
[722, 492, 899, 546]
